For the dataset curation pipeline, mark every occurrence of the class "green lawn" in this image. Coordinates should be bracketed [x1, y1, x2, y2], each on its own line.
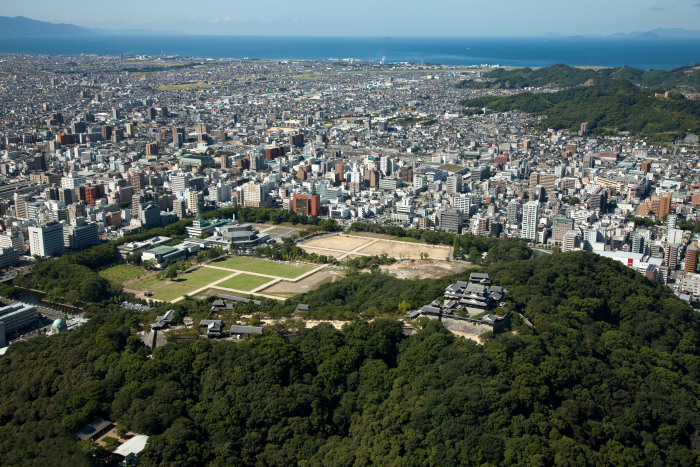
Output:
[217, 274, 273, 291]
[99, 264, 148, 287]
[212, 256, 315, 279]
[130, 267, 232, 302]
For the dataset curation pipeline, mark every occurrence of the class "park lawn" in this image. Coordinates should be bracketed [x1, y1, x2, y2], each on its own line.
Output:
[99, 264, 148, 287]
[155, 267, 232, 301]
[131, 267, 232, 302]
[128, 274, 162, 292]
[217, 274, 273, 292]
[212, 256, 315, 279]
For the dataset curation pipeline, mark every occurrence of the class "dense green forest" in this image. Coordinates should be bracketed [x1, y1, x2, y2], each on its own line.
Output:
[457, 63, 700, 92]
[2, 251, 700, 466]
[461, 80, 700, 140]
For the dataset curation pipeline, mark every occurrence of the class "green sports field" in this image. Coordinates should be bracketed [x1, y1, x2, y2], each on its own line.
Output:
[130, 267, 232, 302]
[212, 256, 315, 279]
[99, 264, 148, 287]
[216, 273, 273, 291]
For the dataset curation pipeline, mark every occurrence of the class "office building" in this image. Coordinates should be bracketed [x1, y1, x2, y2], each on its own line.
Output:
[64, 218, 99, 251]
[292, 194, 321, 216]
[551, 215, 574, 244]
[28, 222, 65, 258]
[0, 303, 39, 347]
[0, 247, 19, 269]
[562, 230, 580, 252]
[445, 175, 462, 194]
[438, 208, 463, 234]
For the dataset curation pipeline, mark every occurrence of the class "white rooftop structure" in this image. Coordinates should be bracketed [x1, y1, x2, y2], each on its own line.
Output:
[113, 434, 149, 458]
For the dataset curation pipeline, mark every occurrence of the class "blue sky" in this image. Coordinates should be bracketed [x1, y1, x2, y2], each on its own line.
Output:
[4, 0, 700, 36]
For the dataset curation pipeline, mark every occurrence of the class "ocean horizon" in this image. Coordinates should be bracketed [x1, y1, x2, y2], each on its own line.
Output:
[0, 35, 699, 70]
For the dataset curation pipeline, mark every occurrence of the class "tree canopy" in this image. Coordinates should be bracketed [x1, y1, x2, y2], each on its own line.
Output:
[1, 251, 700, 465]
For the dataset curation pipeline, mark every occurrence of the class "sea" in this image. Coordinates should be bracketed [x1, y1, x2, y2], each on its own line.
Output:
[0, 35, 699, 70]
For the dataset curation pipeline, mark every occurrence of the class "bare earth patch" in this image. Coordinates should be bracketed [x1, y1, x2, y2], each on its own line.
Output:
[301, 235, 373, 251]
[380, 260, 473, 280]
[358, 240, 451, 260]
[260, 269, 345, 297]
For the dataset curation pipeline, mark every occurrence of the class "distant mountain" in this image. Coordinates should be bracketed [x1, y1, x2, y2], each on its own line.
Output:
[543, 28, 700, 39]
[89, 27, 185, 36]
[607, 28, 700, 39]
[0, 16, 93, 36]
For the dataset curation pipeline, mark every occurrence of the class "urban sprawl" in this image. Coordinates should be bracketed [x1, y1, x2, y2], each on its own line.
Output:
[0, 53, 698, 322]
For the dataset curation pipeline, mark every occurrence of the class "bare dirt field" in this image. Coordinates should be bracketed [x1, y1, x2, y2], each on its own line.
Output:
[299, 246, 344, 258]
[358, 240, 451, 260]
[299, 234, 452, 260]
[301, 235, 372, 252]
[260, 269, 345, 298]
[380, 260, 473, 280]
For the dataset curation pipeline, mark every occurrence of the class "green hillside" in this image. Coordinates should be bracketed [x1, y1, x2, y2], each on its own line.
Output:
[457, 63, 606, 89]
[457, 63, 700, 92]
[461, 80, 700, 140]
[1, 251, 700, 465]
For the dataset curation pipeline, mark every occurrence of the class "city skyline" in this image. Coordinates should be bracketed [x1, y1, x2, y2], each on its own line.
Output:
[2, 0, 700, 37]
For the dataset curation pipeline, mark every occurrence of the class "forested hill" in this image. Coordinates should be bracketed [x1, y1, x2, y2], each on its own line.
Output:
[2, 251, 700, 465]
[457, 63, 700, 92]
[457, 64, 606, 89]
[461, 80, 700, 140]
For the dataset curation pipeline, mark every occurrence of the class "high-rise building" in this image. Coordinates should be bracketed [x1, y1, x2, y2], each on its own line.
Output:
[187, 191, 203, 215]
[171, 174, 187, 193]
[292, 194, 321, 216]
[630, 233, 644, 254]
[658, 192, 672, 219]
[521, 201, 539, 241]
[562, 230, 580, 252]
[667, 214, 678, 230]
[173, 198, 187, 219]
[28, 222, 65, 258]
[140, 203, 161, 229]
[14, 195, 29, 220]
[0, 229, 25, 253]
[439, 209, 463, 234]
[398, 167, 413, 183]
[242, 182, 266, 208]
[665, 243, 681, 270]
[131, 170, 145, 191]
[289, 133, 304, 148]
[668, 228, 684, 245]
[551, 215, 574, 243]
[469, 215, 489, 236]
[445, 174, 463, 194]
[64, 218, 99, 251]
[685, 243, 698, 274]
[0, 303, 39, 347]
[507, 201, 521, 225]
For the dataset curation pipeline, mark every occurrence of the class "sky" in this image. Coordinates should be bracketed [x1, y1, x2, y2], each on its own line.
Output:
[3, 0, 700, 36]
